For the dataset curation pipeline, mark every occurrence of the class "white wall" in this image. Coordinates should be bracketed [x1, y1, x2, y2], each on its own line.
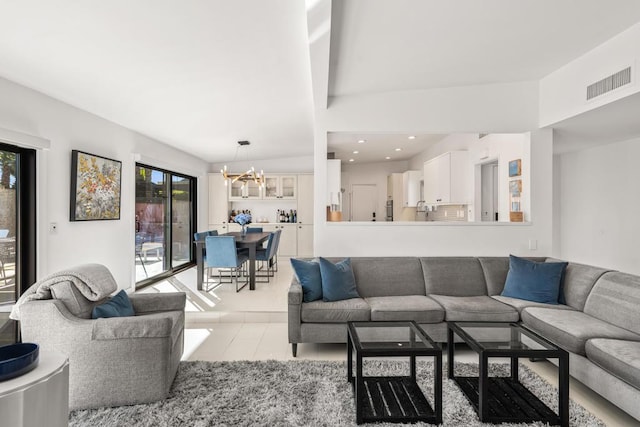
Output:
[341, 160, 408, 221]
[211, 156, 313, 174]
[540, 22, 640, 127]
[556, 137, 640, 274]
[0, 76, 209, 290]
[467, 134, 529, 222]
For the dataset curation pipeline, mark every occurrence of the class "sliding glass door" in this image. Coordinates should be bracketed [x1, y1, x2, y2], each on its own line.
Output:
[0, 149, 17, 309]
[0, 142, 36, 344]
[135, 164, 196, 284]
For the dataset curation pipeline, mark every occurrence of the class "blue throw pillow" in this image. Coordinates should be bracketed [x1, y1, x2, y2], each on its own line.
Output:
[318, 257, 360, 302]
[92, 290, 135, 319]
[290, 258, 323, 302]
[501, 255, 568, 304]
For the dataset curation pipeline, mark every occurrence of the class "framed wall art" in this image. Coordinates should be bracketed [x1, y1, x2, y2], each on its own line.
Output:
[70, 150, 122, 221]
[508, 159, 522, 177]
[509, 179, 523, 222]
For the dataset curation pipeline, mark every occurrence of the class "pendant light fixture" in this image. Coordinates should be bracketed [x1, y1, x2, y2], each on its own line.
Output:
[220, 141, 265, 187]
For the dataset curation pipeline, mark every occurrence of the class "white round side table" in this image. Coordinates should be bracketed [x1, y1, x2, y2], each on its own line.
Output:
[0, 349, 69, 427]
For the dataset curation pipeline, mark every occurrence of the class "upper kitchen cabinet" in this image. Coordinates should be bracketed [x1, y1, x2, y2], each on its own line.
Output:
[229, 179, 262, 200]
[402, 170, 422, 207]
[263, 175, 296, 199]
[423, 151, 469, 204]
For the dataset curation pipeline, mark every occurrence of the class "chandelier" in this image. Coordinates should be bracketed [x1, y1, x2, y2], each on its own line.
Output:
[220, 141, 266, 187]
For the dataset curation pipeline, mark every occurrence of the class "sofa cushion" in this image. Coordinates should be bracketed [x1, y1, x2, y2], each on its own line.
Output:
[420, 257, 487, 296]
[478, 257, 546, 296]
[501, 255, 567, 304]
[350, 257, 426, 298]
[319, 258, 360, 302]
[428, 295, 519, 322]
[492, 295, 575, 314]
[585, 339, 640, 390]
[290, 258, 322, 302]
[365, 296, 444, 323]
[584, 272, 640, 334]
[521, 307, 640, 355]
[50, 281, 107, 319]
[546, 258, 610, 310]
[91, 290, 135, 319]
[301, 299, 370, 323]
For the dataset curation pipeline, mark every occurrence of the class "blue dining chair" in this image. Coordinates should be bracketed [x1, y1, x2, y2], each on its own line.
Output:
[194, 230, 218, 241]
[195, 230, 218, 261]
[204, 235, 249, 292]
[263, 227, 282, 273]
[255, 230, 281, 282]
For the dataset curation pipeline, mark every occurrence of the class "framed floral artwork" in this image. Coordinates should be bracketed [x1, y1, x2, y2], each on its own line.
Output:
[70, 150, 122, 221]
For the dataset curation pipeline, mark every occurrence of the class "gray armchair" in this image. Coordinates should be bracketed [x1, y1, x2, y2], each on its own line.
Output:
[14, 264, 185, 410]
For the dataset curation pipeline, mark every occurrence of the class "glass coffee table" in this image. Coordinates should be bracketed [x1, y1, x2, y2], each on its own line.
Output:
[447, 321, 569, 426]
[347, 321, 442, 424]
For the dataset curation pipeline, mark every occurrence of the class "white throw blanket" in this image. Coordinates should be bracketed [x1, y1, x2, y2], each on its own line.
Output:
[10, 263, 118, 320]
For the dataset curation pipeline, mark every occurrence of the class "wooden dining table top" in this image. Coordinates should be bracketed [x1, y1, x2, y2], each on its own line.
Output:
[220, 231, 270, 245]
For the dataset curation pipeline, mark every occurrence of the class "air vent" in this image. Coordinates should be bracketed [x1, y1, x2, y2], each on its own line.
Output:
[327, 152, 335, 159]
[587, 67, 631, 100]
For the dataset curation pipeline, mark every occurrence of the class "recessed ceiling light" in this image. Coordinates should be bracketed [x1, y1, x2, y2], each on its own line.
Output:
[385, 156, 391, 160]
[349, 158, 354, 162]
[358, 139, 366, 144]
[408, 135, 416, 140]
[353, 150, 359, 154]
[395, 148, 402, 152]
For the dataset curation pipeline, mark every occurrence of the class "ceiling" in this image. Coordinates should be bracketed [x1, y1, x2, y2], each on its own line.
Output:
[0, 1, 639, 162]
[328, 132, 445, 164]
[329, 0, 640, 96]
[0, 0, 315, 162]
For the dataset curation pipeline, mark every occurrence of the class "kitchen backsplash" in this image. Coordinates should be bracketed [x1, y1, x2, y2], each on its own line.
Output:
[427, 205, 468, 222]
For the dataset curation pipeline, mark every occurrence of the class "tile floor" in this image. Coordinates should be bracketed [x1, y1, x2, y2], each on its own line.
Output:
[141, 258, 639, 426]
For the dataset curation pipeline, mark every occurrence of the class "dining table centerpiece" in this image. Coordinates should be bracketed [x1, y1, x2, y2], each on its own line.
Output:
[234, 212, 252, 236]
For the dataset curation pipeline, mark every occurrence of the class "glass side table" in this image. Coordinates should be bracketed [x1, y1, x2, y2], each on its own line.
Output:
[347, 321, 442, 424]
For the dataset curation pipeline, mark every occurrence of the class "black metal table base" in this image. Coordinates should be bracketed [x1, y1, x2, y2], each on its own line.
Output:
[454, 376, 560, 425]
[354, 376, 436, 424]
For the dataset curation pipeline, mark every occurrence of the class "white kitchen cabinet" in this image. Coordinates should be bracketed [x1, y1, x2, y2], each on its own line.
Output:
[296, 224, 313, 257]
[423, 151, 469, 204]
[208, 173, 229, 224]
[209, 223, 231, 234]
[228, 179, 262, 200]
[402, 170, 422, 207]
[296, 174, 314, 224]
[263, 224, 296, 256]
[263, 175, 296, 199]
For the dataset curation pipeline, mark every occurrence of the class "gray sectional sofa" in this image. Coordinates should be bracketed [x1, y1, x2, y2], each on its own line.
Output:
[288, 256, 640, 421]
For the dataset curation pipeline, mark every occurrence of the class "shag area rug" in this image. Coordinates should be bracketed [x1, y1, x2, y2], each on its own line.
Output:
[70, 360, 604, 427]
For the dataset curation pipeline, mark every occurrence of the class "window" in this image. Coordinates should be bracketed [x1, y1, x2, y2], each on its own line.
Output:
[135, 164, 196, 284]
[0, 142, 36, 344]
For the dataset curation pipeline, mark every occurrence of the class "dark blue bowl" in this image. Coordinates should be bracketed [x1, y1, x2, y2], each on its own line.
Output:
[0, 343, 39, 382]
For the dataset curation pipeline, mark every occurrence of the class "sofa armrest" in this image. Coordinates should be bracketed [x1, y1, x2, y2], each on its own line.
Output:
[288, 280, 303, 305]
[92, 314, 173, 340]
[129, 292, 186, 314]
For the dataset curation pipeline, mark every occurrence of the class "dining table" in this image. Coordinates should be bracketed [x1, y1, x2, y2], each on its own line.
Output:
[195, 231, 270, 291]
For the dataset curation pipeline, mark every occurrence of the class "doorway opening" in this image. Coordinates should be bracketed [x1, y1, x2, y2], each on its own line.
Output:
[481, 161, 499, 222]
[350, 184, 377, 222]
